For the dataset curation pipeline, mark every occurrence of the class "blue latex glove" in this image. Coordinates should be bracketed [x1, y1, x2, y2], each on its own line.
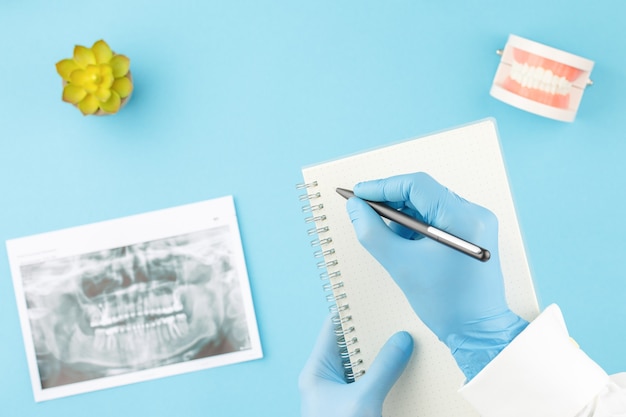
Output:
[299, 316, 413, 417]
[347, 172, 528, 381]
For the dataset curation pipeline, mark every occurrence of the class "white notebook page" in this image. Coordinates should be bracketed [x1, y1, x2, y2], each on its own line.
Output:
[301, 119, 539, 417]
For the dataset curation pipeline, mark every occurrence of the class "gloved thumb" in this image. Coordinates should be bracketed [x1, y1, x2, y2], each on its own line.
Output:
[346, 197, 405, 260]
[358, 331, 414, 403]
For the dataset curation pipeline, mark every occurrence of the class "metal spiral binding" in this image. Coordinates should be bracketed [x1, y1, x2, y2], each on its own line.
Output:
[297, 181, 365, 382]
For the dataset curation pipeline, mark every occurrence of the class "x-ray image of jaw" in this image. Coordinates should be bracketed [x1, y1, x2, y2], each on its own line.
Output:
[21, 227, 252, 389]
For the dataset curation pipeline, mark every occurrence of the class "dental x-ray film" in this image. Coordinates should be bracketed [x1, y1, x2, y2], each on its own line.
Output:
[6, 196, 262, 401]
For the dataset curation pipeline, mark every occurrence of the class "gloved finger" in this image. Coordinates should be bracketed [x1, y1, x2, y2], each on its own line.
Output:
[353, 173, 428, 203]
[353, 172, 466, 227]
[358, 331, 414, 403]
[299, 315, 346, 387]
[389, 207, 425, 240]
[346, 197, 408, 259]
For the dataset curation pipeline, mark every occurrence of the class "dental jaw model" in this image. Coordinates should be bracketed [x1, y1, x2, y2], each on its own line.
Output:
[490, 34, 594, 122]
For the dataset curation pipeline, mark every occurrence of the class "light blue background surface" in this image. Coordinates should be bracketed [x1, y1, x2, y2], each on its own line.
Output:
[1, 1, 625, 415]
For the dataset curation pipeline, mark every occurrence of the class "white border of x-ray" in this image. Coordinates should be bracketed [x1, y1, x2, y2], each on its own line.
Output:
[6, 196, 263, 402]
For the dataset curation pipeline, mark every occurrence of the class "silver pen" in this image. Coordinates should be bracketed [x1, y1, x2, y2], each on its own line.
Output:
[336, 188, 491, 262]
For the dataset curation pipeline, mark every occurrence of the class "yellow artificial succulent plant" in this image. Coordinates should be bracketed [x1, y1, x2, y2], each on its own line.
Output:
[56, 40, 133, 115]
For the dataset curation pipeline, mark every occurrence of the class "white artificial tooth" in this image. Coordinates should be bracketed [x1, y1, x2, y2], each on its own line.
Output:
[562, 77, 572, 95]
[537, 68, 548, 91]
[527, 67, 537, 87]
[535, 67, 544, 83]
[530, 67, 538, 89]
[537, 80, 544, 92]
[510, 67, 519, 82]
[522, 62, 529, 75]
[524, 73, 532, 88]
[548, 74, 558, 94]
[533, 70, 541, 87]
[555, 77, 564, 94]
[544, 69, 554, 81]
[544, 71, 554, 90]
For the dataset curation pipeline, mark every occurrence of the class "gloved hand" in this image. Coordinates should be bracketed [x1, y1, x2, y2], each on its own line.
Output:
[347, 172, 528, 380]
[299, 316, 413, 417]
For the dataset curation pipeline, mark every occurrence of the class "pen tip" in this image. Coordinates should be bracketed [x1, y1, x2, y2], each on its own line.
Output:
[336, 188, 354, 199]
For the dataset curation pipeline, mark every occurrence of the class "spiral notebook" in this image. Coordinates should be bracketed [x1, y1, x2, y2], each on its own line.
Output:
[298, 119, 539, 417]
